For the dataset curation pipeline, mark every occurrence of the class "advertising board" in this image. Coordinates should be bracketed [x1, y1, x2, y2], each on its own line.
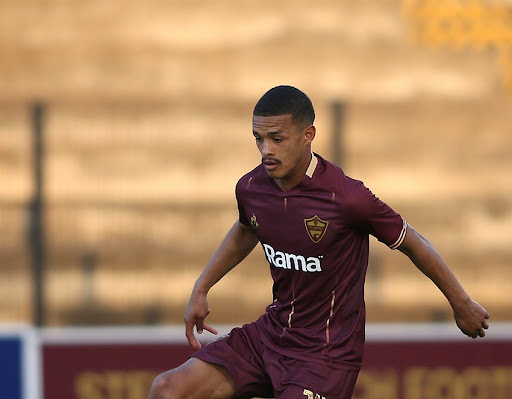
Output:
[40, 324, 512, 399]
[0, 326, 40, 399]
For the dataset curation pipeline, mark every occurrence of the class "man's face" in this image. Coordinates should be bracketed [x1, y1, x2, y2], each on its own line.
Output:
[252, 114, 314, 188]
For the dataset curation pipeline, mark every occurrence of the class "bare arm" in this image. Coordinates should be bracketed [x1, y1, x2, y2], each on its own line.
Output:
[398, 224, 490, 338]
[184, 221, 259, 350]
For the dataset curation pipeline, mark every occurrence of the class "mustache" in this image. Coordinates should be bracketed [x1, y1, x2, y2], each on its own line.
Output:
[262, 157, 281, 164]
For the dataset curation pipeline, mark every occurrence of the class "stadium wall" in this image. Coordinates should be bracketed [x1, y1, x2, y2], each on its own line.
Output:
[2, 323, 512, 399]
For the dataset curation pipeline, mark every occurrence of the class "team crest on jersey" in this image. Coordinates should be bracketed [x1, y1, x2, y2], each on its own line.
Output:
[304, 215, 329, 243]
[250, 213, 260, 228]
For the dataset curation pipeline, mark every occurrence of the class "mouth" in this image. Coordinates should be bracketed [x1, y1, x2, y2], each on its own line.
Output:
[262, 158, 280, 171]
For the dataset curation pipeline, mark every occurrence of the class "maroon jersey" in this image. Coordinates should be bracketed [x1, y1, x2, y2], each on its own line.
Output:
[236, 153, 407, 370]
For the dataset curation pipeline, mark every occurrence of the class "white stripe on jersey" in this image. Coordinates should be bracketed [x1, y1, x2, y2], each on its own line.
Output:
[389, 218, 408, 250]
[326, 290, 336, 343]
[288, 299, 295, 328]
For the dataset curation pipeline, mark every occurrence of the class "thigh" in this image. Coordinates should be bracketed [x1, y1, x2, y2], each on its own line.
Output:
[150, 358, 236, 399]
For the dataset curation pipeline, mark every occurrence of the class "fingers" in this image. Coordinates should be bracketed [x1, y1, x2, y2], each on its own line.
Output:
[195, 308, 211, 334]
[184, 317, 218, 350]
[184, 294, 215, 349]
[468, 321, 489, 339]
[185, 321, 202, 351]
[186, 332, 201, 350]
[479, 312, 490, 335]
[468, 330, 482, 339]
[202, 323, 219, 336]
[196, 317, 205, 334]
[458, 301, 490, 339]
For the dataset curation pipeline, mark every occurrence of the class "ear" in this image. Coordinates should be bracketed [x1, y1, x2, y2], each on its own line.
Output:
[304, 125, 316, 145]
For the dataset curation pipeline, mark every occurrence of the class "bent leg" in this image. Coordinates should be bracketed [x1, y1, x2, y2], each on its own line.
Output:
[149, 358, 236, 399]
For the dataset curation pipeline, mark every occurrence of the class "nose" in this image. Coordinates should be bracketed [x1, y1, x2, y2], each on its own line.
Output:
[260, 139, 274, 157]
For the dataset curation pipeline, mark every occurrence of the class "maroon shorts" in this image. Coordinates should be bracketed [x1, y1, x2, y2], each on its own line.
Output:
[192, 322, 359, 399]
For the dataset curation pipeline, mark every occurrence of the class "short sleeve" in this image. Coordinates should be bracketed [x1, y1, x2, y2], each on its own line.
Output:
[346, 181, 407, 250]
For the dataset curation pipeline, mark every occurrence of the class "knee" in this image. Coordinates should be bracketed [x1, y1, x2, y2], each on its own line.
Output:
[149, 370, 180, 399]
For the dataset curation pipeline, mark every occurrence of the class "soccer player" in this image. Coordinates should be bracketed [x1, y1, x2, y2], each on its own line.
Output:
[149, 86, 490, 399]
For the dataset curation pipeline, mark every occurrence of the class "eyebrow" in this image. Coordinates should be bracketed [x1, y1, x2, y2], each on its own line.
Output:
[253, 130, 283, 136]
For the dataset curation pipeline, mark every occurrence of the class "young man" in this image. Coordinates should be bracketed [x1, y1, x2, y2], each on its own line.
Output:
[149, 86, 490, 399]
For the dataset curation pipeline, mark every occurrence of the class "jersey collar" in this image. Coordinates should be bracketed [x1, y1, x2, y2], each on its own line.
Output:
[305, 153, 318, 178]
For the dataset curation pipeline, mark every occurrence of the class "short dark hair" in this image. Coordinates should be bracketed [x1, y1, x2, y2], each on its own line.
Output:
[253, 85, 315, 129]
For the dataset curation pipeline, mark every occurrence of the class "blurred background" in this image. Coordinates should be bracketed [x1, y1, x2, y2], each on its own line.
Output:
[0, 0, 511, 329]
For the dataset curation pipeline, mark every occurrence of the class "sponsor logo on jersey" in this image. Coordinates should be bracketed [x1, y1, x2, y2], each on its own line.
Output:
[303, 389, 326, 399]
[262, 243, 322, 272]
[304, 215, 329, 243]
[250, 213, 260, 228]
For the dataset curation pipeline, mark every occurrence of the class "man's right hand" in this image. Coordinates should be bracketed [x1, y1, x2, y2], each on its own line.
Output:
[184, 291, 218, 350]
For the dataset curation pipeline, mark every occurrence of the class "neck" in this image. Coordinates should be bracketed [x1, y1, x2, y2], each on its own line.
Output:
[273, 152, 313, 192]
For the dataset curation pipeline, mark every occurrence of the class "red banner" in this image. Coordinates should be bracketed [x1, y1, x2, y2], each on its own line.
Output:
[41, 326, 512, 399]
[43, 343, 193, 399]
[354, 341, 512, 399]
